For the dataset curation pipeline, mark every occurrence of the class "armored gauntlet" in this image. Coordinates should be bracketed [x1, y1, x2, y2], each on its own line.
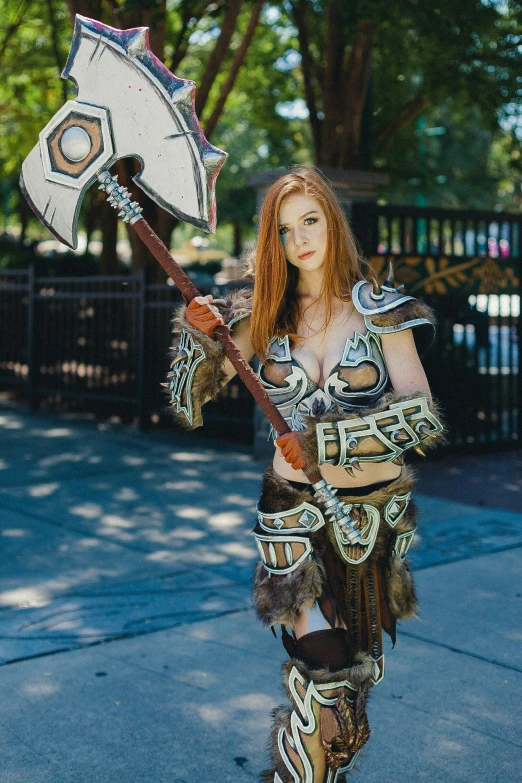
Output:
[164, 288, 252, 427]
[315, 394, 444, 470]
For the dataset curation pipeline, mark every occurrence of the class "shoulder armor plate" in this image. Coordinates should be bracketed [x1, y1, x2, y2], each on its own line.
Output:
[352, 279, 434, 345]
[352, 279, 414, 316]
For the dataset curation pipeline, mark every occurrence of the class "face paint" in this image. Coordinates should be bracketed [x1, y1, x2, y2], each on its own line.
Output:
[277, 195, 327, 273]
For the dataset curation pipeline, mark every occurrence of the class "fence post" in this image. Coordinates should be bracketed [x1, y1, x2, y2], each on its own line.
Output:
[136, 267, 146, 429]
[26, 264, 38, 410]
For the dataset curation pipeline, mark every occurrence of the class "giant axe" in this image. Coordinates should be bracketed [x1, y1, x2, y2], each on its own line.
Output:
[20, 15, 363, 544]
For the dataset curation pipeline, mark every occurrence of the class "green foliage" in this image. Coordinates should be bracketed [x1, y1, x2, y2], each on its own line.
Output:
[1, 0, 521, 272]
[0, 0, 71, 180]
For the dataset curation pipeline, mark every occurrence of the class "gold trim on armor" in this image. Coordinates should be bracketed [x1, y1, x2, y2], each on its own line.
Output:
[331, 503, 380, 565]
[384, 492, 411, 527]
[257, 501, 325, 534]
[393, 528, 417, 559]
[254, 533, 313, 575]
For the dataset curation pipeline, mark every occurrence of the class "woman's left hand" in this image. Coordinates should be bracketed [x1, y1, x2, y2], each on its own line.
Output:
[275, 431, 308, 471]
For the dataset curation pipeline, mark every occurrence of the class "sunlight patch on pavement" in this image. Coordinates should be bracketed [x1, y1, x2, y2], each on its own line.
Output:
[218, 541, 256, 559]
[70, 503, 102, 519]
[23, 682, 59, 696]
[31, 428, 73, 438]
[29, 483, 59, 497]
[208, 511, 245, 529]
[100, 514, 136, 529]
[2, 528, 28, 537]
[0, 587, 50, 608]
[169, 451, 213, 462]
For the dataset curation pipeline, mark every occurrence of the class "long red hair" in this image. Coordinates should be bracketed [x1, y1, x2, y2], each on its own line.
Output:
[250, 167, 367, 360]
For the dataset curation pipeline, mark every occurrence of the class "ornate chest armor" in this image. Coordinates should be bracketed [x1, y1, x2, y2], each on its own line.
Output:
[258, 330, 389, 434]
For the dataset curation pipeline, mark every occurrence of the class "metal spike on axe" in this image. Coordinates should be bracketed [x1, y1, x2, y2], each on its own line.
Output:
[20, 14, 363, 545]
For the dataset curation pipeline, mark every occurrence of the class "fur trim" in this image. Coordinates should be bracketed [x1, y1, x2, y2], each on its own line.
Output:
[260, 705, 293, 783]
[254, 466, 419, 625]
[166, 288, 253, 428]
[284, 652, 375, 691]
[387, 555, 418, 620]
[368, 299, 436, 355]
[253, 560, 325, 627]
[368, 299, 436, 330]
[298, 390, 446, 465]
[258, 465, 316, 513]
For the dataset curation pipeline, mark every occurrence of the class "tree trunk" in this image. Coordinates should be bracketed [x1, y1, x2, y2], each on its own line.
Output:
[320, 1, 345, 165]
[337, 21, 374, 169]
[376, 95, 428, 151]
[64, 0, 102, 23]
[195, 0, 243, 117]
[204, 0, 263, 139]
[291, 0, 321, 160]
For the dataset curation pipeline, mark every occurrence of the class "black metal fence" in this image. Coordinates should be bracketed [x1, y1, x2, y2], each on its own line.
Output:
[2, 200, 522, 451]
[0, 268, 254, 441]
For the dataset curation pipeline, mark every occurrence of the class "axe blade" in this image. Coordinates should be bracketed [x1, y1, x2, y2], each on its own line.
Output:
[20, 15, 227, 249]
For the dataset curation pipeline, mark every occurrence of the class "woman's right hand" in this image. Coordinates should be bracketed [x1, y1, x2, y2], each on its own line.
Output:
[185, 295, 226, 336]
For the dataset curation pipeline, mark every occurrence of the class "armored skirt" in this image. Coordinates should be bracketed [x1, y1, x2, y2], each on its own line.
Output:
[252, 465, 418, 782]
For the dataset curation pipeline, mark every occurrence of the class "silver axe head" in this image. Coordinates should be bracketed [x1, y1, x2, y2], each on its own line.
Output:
[20, 15, 228, 249]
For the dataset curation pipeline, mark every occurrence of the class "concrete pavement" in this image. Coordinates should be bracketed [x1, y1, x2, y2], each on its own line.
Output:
[1, 395, 521, 782]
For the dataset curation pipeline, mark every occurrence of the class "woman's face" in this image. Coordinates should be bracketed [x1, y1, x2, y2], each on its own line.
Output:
[278, 194, 328, 273]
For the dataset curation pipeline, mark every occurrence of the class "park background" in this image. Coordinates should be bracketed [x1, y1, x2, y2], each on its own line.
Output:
[1, 2, 521, 782]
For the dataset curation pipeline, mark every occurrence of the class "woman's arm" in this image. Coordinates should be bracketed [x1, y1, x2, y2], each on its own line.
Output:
[222, 314, 255, 382]
[380, 329, 431, 401]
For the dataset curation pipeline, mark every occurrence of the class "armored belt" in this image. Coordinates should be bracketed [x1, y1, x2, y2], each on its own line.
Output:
[254, 491, 415, 570]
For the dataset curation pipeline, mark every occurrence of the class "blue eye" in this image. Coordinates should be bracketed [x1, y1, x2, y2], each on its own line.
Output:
[279, 226, 290, 236]
[304, 217, 318, 225]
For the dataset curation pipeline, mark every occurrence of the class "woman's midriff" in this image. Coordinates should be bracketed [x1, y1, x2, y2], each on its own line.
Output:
[272, 447, 402, 489]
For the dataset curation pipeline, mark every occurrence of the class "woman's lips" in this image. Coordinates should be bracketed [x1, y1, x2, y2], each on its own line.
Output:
[298, 250, 315, 260]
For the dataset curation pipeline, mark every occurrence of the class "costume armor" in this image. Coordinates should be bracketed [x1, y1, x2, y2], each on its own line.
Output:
[314, 395, 444, 467]
[166, 277, 444, 782]
[258, 329, 389, 436]
[263, 655, 374, 783]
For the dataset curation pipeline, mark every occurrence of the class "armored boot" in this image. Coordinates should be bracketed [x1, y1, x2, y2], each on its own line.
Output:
[261, 630, 374, 783]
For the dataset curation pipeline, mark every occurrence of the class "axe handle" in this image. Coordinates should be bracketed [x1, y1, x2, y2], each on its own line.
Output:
[132, 217, 323, 485]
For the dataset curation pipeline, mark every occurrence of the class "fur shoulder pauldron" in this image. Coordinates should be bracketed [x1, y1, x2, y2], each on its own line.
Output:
[352, 272, 435, 354]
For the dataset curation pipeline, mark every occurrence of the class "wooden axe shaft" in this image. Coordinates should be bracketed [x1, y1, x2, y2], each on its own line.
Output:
[133, 217, 323, 485]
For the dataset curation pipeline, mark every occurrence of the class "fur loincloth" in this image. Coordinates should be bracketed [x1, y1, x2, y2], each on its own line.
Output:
[253, 466, 419, 629]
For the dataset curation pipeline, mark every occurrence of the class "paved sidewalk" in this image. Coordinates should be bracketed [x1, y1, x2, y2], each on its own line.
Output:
[1, 397, 521, 782]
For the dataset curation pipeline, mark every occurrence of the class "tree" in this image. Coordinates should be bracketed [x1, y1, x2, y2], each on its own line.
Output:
[0, 0, 268, 274]
[284, 0, 522, 171]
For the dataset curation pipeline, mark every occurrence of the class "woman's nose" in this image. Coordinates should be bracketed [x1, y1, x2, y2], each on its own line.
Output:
[294, 226, 307, 246]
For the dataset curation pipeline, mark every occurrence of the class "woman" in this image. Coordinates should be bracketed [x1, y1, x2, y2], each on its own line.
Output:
[166, 168, 444, 783]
